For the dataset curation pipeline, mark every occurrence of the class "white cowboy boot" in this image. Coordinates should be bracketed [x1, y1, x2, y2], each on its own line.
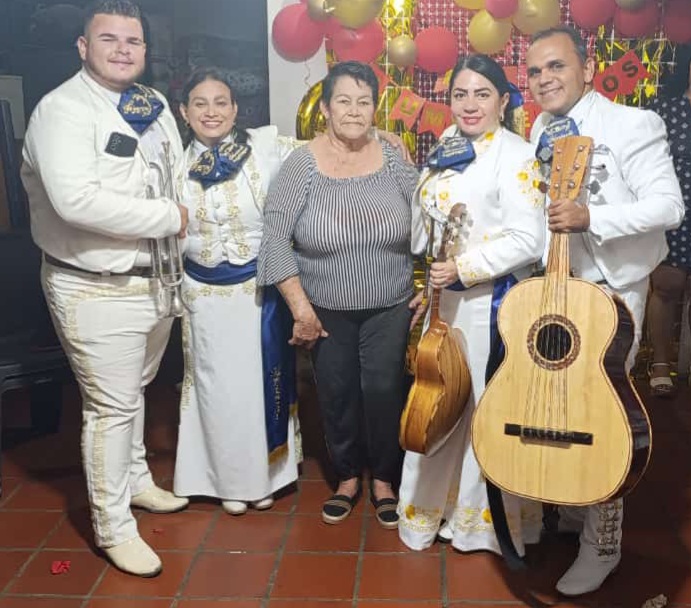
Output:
[131, 485, 189, 514]
[103, 536, 162, 577]
[556, 499, 622, 596]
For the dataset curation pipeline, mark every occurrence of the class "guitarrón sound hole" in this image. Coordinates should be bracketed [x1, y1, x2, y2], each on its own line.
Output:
[535, 323, 572, 361]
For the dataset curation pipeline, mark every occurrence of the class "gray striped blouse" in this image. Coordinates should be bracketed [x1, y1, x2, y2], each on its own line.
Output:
[257, 142, 420, 311]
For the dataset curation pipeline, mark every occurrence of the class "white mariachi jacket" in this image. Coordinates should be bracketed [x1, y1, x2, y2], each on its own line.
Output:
[22, 68, 184, 273]
[413, 126, 546, 287]
[531, 90, 685, 289]
[183, 126, 302, 268]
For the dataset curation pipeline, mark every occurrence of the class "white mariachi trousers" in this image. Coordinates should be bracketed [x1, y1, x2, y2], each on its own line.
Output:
[562, 275, 649, 554]
[41, 263, 173, 548]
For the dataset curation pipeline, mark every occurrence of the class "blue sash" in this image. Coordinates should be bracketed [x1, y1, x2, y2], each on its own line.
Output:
[484, 274, 518, 383]
[184, 258, 296, 459]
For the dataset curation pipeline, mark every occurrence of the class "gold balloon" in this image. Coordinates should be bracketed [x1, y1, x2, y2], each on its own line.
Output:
[331, 0, 385, 29]
[388, 35, 417, 67]
[512, 0, 560, 35]
[296, 81, 326, 140]
[468, 10, 512, 54]
[614, 0, 647, 8]
[453, 0, 485, 10]
[306, 0, 333, 21]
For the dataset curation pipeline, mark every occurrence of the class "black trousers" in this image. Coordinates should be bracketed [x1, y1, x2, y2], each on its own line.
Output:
[310, 300, 412, 484]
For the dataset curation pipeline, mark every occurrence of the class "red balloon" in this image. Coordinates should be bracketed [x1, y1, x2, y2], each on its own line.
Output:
[415, 27, 459, 74]
[272, 3, 325, 62]
[571, 0, 616, 31]
[663, 0, 691, 43]
[613, 0, 659, 38]
[323, 16, 341, 38]
[331, 21, 385, 63]
[485, 0, 518, 20]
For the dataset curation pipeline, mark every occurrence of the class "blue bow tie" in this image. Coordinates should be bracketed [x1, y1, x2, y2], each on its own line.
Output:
[118, 84, 164, 134]
[535, 116, 580, 164]
[427, 135, 476, 173]
[188, 142, 252, 189]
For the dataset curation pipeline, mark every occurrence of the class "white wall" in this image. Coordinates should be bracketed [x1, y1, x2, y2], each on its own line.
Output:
[266, 0, 328, 137]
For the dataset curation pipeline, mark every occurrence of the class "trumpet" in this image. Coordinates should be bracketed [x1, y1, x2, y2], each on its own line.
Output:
[147, 141, 184, 318]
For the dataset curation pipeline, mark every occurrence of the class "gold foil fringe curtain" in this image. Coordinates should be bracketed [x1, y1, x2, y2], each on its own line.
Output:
[594, 24, 672, 106]
[377, 0, 418, 154]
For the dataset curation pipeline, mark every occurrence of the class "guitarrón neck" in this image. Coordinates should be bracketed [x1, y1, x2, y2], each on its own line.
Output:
[544, 135, 593, 289]
[426, 203, 464, 325]
[429, 248, 447, 324]
[545, 232, 570, 285]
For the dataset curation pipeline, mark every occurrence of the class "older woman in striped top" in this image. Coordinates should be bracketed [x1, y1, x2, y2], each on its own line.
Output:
[258, 61, 421, 529]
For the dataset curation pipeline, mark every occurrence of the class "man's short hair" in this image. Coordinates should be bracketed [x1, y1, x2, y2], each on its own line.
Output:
[83, 0, 143, 34]
[531, 26, 588, 63]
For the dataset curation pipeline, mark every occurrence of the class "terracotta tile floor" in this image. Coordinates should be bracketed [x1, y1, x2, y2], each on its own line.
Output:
[1, 379, 690, 608]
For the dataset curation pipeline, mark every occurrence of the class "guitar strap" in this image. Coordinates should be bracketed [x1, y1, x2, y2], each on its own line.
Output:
[484, 306, 528, 573]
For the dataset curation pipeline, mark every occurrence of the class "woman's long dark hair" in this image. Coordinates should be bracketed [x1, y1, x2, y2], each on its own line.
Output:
[448, 54, 517, 134]
[180, 66, 249, 146]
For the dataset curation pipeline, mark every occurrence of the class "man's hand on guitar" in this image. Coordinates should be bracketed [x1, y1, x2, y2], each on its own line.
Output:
[408, 291, 428, 330]
[430, 259, 459, 290]
[291, 306, 328, 350]
[548, 198, 590, 233]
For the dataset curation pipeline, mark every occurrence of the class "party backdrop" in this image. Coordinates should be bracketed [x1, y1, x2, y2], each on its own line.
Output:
[271, 0, 688, 162]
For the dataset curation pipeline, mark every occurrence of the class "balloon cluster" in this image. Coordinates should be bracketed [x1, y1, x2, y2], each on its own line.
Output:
[462, 0, 561, 55]
[390, 0, 563, 68]
[273, 0, 568, 66]
[572, 0, 691, 43]
[274, 0, 690, 69]
[272, 0, 388, 63]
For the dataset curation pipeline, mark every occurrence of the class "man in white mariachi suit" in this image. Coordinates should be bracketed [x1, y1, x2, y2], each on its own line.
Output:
[21, 0, 189, 578]
[526, 26, 684, 596]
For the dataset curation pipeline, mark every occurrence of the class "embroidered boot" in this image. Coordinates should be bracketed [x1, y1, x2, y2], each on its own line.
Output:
[556, 499, 622, 596]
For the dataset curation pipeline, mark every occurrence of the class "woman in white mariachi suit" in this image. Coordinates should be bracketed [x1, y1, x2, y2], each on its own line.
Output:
[398, 55, 546, 553]
[173, 66, 304, 514]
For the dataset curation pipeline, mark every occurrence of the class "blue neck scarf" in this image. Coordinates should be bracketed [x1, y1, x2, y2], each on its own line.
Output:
[535, 116, 580, 164]
[188, 141, 252, 189]
[118, 84, 164, 134]
[426, 135, 476, 172]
